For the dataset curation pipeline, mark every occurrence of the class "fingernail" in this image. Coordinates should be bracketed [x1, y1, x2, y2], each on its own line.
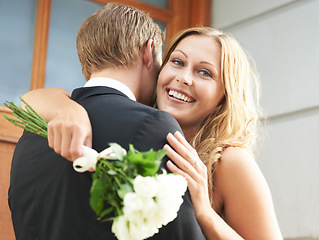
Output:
[167, 132, 174, 139]
[167, 160, 173, 166]
[175, 131, 182, 137]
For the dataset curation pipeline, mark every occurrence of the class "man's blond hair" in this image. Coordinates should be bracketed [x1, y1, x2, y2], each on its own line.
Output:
[77, 3, 162, 80]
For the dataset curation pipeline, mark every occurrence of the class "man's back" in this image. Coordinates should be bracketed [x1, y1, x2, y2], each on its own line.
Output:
[9, 86, 205, 240]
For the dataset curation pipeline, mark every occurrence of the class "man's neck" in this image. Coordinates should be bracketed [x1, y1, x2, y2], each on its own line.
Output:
[90, 66, 142, 101]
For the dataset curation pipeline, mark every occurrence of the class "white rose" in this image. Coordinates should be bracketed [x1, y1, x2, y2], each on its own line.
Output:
[156, 174, 187, 197]
[133, 176, 159, 198]
[154, 174, 187, 225]
[123, 192, 144, 216]
[114, 174, 188, 240]
[111, 215, 130, 240]
[129, 215, 159, 240]
[123, 193, 160, 239]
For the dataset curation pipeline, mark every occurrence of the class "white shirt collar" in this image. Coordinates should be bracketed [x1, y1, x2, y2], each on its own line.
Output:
[84, 77, 136, 101]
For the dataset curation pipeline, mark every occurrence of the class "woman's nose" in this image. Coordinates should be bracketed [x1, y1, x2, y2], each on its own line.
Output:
[177, 70, 193, 85]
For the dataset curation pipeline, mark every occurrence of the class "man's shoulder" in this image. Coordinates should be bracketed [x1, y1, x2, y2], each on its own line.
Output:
[72, 86, 176, 123]
[131, 108, 182, 148]
[71, 86, 127, 102]
[142, 107, 176, 123]
[128, 103, 178, 127]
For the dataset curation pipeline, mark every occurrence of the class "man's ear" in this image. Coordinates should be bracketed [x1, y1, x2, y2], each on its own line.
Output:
[143, 39, 154, 69]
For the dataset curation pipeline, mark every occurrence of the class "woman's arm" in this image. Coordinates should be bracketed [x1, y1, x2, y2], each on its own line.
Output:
[214, 147, 282, 239]
[23, 87, 72, 122]
[164, 131, 282, 240]
[22, 87, 92, 161]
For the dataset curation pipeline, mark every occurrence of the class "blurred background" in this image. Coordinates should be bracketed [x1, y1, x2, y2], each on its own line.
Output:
[0, 0, 318, 239]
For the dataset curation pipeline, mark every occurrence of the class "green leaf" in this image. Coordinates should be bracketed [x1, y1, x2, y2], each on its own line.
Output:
[129, 144, 136, 153]
[143, 150, 157, 161]
[98, 207, 114, 220]
[90, 195, 104, 215]
[140, 164, 160, 176]
[107, 169, 117, 175]
[156, 149, 167, 161]
[117, 183, 133, 200]
[127, 151, 144, 164]
[90, 178, 105, 197]
[101, 216, 116, 222]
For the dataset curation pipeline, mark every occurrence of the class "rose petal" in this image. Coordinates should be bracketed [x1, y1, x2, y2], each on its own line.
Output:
[73, 145, 99, 172]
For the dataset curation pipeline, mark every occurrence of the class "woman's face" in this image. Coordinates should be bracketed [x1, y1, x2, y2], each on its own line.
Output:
[156, 35, 225, 132]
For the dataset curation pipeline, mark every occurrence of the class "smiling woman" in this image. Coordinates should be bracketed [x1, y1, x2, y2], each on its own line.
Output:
[158, 27, 282, 239]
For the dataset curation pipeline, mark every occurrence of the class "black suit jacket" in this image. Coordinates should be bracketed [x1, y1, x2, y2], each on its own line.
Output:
[9, 86, 205, 240]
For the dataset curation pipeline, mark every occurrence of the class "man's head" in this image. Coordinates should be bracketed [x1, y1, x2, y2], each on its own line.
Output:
[77, 3, 163, 81]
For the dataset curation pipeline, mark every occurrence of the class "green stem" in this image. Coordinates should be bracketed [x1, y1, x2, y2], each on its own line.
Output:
[4, 100, 48, 138]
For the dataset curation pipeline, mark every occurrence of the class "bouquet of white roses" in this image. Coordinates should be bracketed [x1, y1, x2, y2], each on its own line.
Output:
[4, 99, 187, 240]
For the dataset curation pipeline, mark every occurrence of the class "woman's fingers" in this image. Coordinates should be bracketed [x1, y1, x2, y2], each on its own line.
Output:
[164, 143, 194, 172]
[166, 132, 205, 170]
[164, 143, 203, 184]
[165, 132, 211, 220]
[60, 125, 72, 160]
[165, 144, 209, 203]
[47, 120, 81, 161]
[165, 132, 208, 183]
[174, 131, 197, 154]
[166, 132, 196, 166]
[166, 160, 195, 185]
[47, 122, 55, 150]
[69, 125, 92, 161]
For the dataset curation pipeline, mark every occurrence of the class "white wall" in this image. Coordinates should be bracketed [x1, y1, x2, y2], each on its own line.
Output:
[212, 0, 319, 239]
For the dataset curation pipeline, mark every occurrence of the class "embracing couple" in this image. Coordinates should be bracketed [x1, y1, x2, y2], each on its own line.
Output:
[9, 2, 282, 240]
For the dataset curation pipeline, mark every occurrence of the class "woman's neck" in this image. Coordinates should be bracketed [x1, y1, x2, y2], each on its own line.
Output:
[181, 127, 195, 143]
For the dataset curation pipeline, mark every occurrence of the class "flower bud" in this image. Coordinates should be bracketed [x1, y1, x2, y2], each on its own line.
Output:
[73, 145, 99, 172]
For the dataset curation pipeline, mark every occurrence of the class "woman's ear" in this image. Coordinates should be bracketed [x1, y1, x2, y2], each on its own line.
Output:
[143, 39, 154, 69]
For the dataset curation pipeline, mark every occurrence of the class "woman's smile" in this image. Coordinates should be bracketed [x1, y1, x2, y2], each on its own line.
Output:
[167, 88, 195, 103]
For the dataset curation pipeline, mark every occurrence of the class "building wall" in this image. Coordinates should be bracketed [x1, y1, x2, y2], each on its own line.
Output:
[212, 0, 319, 239]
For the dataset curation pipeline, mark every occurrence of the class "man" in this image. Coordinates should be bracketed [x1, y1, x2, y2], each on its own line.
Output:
[9, 3, 204, 240]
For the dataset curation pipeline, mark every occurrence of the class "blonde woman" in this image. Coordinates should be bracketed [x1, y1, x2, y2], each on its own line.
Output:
[23, 27, 282, 239]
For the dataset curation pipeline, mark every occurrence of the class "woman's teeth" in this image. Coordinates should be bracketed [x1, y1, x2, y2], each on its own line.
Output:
[168, 90, 193, 102]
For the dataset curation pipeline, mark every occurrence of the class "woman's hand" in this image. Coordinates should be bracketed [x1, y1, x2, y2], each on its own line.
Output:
[164, 131, 212, 219]
[164, 132, 245, 240]
[47, 103, 92, 162]
[22, 87, 92, 162]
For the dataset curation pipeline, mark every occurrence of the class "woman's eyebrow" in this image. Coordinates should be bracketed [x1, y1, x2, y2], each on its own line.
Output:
[172, 49, 187, 58]
[200, 61, 219, 73]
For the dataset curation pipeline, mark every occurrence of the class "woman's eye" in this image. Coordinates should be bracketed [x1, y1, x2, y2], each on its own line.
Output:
[199, 69, 212, 78]
[171, 59, 184, 67]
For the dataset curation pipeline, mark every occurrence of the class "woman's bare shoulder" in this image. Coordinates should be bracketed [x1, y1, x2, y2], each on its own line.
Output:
[214, 146, 268, 203]
[217, 147, 258, 176]
[221, 146, 254, 162]
[214, 147, 281, 239]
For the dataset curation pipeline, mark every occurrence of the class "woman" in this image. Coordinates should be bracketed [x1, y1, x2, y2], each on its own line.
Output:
[23, 27, 282, 239]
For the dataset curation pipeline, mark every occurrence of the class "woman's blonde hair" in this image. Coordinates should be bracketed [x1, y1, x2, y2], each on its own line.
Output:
[77, 3, 162, 80]
[161, 27, 263, 207]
